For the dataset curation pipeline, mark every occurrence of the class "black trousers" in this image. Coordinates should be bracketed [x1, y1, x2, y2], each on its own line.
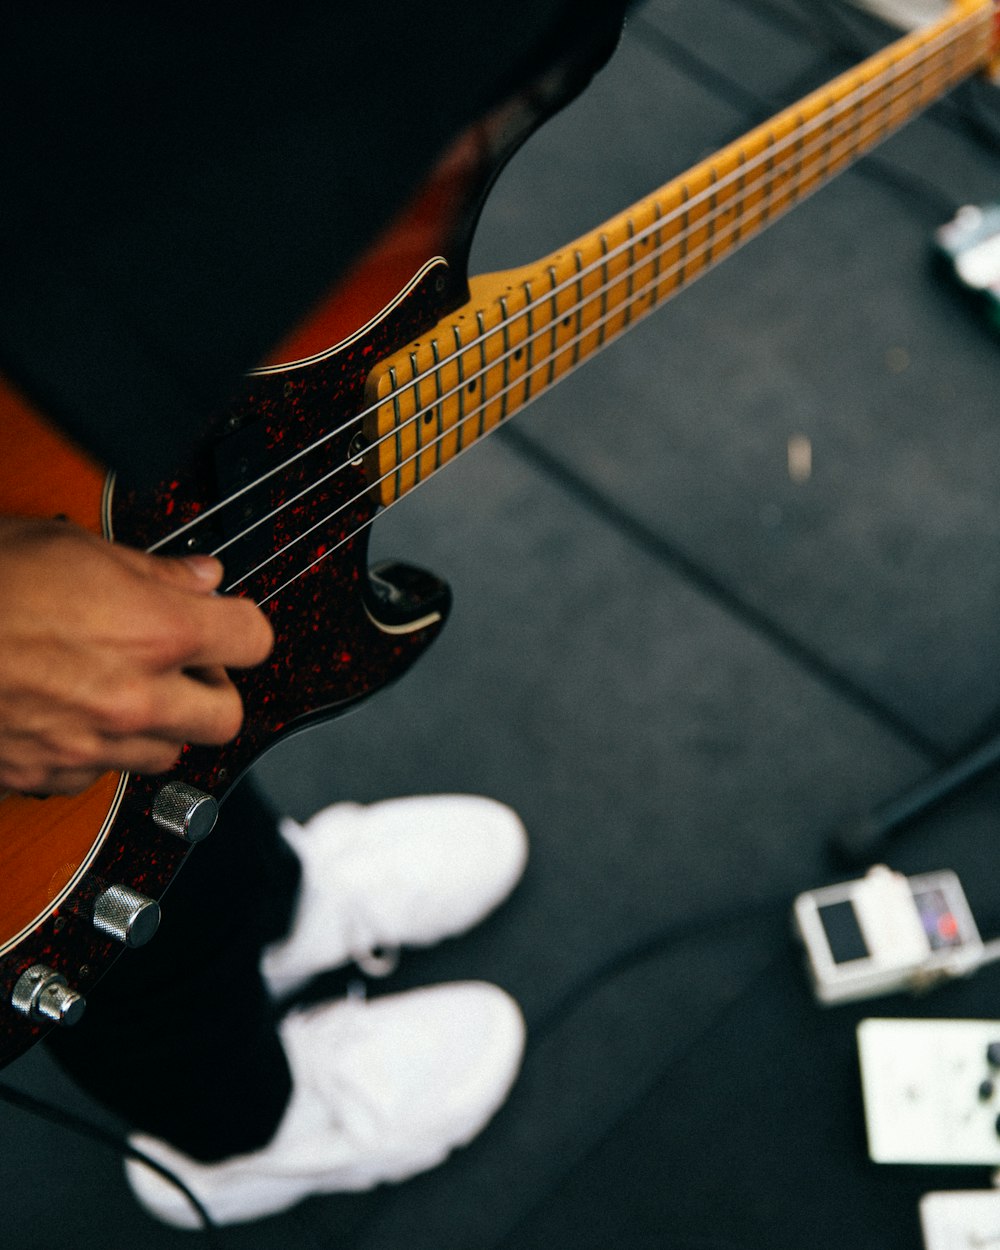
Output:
[46, 781, 301, 1163]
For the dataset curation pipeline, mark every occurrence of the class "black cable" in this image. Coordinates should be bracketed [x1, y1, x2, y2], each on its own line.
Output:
[0, 897, 785, 1250]
[3, 864, 989, 1245]
[528, 893, 790, 1042]
[621, 2, 1000, 854]
[0, 1083, 224, 1247]
[831, 726, 1000, 864]
[339, 893, 794, 1250]
[495, 951, 785, 1250]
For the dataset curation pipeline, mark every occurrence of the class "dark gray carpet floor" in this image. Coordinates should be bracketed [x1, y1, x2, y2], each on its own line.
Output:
[3, 2, 1000, 1247]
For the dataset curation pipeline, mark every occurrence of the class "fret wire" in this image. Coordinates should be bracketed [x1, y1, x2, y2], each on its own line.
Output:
[850, 67, 870, 171]
[906, 33, 936, 112]
[499, 295, 511, 421]
[547, 264, 560, 386]
[389, 366, 404, 502]
[523, 280, 535, 402]
[408, 350, 425, 483]
[886, 56, 920, 131]
[890, 52, 919, 129]
[942, 14, 961, 89]
[706, 171, 718, 266]
[680, 184, 692, 286]
[938, 38, 964, 98]
[791, 115, 806, 206]
[475, 310, 489, 437]
[598, 234, 610, 346]
[761, 130, 776, 225]
[878, 49, 898, 141]
[849, 66, 867, 174]
[650, 199, 664, 309]
[573, 249, 585, 365]
[912, 28, 931, 111]
[430, 339, 444, 470]
[624, 219, 636, 324]
[832, 112, 855, 175]
[452, 324, 466, 453]
[734, 153, 747, 245]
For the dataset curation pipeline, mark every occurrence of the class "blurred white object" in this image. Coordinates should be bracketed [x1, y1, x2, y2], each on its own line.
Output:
[846, 0, 948, 28]
[921, 1191, 1000, 1250]
[858, 1018, 1000, 1165]
[792, 866, 982, 1006]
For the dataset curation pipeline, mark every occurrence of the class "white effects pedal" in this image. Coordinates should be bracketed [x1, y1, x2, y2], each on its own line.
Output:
[858, 1018, 1000, 1165]
[919, 1190, 1000, 1250]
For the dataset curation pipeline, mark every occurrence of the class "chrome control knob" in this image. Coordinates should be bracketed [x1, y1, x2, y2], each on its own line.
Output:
[93, 884, 161, 948]
[152, 781, 219, 843]
[11, 965, 86, 1027]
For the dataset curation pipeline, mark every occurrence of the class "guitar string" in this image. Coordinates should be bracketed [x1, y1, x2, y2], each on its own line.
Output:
[238, 62, 975, 610]
[143, 6, 983, 560]
[211, 27, 965, 571]
[0, 13, 982, 1180]
[353, 7, 980, 403]
[220, 50, 974, 594]
[235, 62, 976, 604]
[229, 110, 935, 600]
[152, 12, 981, 562]
[220, 45, 977, 601]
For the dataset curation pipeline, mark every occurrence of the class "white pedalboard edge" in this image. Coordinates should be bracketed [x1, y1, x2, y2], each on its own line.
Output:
[920, 1190, 1000, 1250]
[858, 1018, 1000, 1165]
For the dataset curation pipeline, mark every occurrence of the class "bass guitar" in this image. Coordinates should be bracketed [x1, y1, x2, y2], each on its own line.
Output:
[0, 0, 997, 1068]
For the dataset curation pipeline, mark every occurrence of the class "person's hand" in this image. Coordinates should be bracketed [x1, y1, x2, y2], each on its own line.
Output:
[0, 516, 274, 795]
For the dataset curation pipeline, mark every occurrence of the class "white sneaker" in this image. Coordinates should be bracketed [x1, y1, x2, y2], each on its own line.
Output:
[260, 795, 528, 998]
[125, 981, 525, 1227]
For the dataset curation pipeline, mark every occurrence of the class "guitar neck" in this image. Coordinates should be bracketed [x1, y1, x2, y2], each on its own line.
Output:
[364, 0, 999, 507]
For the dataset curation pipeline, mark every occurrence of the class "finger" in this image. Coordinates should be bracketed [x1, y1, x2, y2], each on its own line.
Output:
[177, 595, 274, 670]
[103, 544, 272, 670]
[32, 767, 108, 797]
[185, 664, 231, 688]
[96, 734, 184, 776]
[137, 668, 247, 745]
[112, 545, 224, 595]
[0, 754, 107, 797]
[1, 727, 183, 790]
